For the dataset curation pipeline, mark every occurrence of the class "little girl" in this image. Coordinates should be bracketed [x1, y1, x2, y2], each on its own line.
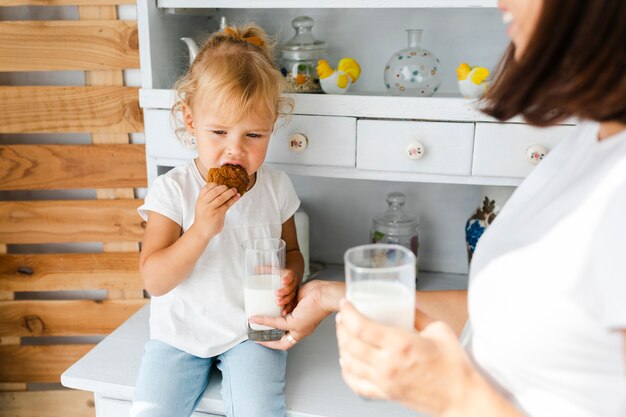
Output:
[131, 24, 304, 417]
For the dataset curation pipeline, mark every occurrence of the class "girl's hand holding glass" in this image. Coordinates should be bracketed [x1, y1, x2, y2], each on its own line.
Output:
[276, 269, 300, 315]
[193, 182, 240, 239]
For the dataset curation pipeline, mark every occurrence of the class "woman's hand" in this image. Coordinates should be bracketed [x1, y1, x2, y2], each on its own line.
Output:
[336, 301, 479, 417]
[250, 280, 344, 350]
[192, 183, 240, 240]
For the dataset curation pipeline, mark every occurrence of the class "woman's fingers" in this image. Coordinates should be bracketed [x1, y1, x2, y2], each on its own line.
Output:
[337, 319, 381, 375]
[340, 359, 387, 400]
[257, 337, 296, 351]
[249, 314, 290, 331]
[338, 301, 388, 349]
[414, 307, 435, 331]
[251, 313, 305, 351]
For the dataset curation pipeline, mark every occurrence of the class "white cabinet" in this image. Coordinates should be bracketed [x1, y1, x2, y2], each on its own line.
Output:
[357, 120, 474, 175]
[137, 0, 575, 187]
[144, 109, 195, 161]
[472, 123, 575, 178]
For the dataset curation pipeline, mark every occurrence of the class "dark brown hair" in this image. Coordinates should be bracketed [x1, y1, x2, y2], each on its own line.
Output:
[482, 0, 626, 126]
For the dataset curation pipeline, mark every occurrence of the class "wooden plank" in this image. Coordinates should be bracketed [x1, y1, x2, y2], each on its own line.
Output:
[0, 253, 142, 292]
[0, 383, 27, 392]
[0, 344, 95, 383]
[0, 337, 20, 346]
[0, 200, 145, 244]
[0, 239, 10, 302]
[0, 21, 138, 72]
[78, 2, 118, 20]
[0, 0, 134, 4]
[0, 144, 146, 191]
[0, 390, 95, 417]
[0, 299, 146, 337]
[0, 86, 143, 134]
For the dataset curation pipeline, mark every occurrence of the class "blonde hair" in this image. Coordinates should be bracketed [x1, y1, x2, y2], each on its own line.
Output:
[172, 23, 294, 144]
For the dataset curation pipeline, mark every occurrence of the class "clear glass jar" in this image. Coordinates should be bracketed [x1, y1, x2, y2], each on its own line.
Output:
[371, 192, 420, 263]
[279, 16, 326, 93]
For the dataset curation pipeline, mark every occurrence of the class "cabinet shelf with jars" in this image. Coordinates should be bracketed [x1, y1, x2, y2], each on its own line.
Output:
[137, 0, 575, 188]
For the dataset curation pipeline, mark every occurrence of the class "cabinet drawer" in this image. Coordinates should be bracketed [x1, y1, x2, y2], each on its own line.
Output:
[267, 115, 356, 167]
[145, 109, 197, 160]
[473, 123, 575, 178]
[357, 120, 474, 175]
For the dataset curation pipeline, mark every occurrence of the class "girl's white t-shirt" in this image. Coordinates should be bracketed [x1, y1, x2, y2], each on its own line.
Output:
[137, 162, 300, 358]
[468, 121, 626, 417]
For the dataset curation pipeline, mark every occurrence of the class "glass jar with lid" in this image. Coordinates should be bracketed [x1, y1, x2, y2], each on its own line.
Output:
[371, 192, 420, 266]
[279, 16, 327, 93]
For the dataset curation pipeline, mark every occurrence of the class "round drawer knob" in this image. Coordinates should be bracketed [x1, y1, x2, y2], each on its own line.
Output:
[526, 145, 547, 165]
[407, 142, 425, 160]
[288, 133, 308, 153]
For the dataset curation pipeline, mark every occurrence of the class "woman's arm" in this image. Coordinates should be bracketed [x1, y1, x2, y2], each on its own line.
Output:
[251, 280, 468, 349]
[416, 290, 468, 337]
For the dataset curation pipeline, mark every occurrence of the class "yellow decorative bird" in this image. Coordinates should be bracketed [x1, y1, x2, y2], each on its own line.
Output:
[456, 63, 490, 98]
[316, 58, 361, 94]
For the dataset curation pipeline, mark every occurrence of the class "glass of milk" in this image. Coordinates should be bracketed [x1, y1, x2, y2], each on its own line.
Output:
[344, 244, 416, 331]
[242, 238, 286, 341]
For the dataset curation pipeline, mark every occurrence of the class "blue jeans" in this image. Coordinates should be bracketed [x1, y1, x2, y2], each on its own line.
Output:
[130, 339, 287, 417]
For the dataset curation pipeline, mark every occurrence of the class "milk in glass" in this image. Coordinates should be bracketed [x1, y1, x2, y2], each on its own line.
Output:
[345, 244, 417, 332]
[242, 238, 286, 341]
[244, 274, 281, 331]
[349, 280, 415, 330]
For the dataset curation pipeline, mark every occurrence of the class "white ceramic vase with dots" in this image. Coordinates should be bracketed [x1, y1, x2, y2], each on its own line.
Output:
[384, 29, 441, 97]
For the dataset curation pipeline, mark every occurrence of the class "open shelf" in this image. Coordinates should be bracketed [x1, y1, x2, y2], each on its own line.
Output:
[139, 88, 519, 123]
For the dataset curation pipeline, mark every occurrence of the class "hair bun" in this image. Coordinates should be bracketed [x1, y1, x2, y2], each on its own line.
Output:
[223, 26, 265, 47]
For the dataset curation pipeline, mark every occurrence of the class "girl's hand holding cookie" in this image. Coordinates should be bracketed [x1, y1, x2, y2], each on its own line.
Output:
[193, 182, 240, 239]
[277, 269, 300, 315]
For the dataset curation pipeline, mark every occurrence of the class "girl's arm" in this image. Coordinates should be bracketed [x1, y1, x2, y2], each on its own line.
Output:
[139, 211, 212, 296]
[140, 183, 239, 296]
[276, 215, 304, 314]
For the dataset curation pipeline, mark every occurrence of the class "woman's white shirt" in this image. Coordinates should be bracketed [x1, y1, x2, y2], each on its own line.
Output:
[137, 162, 300, 358]
[468, 122, 626, 417]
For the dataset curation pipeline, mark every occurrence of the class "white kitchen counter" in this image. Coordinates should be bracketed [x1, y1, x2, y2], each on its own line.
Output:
[61, 265, 467, 417]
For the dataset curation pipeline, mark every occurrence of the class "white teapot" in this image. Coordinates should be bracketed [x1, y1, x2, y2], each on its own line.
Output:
[180, 16, 227, 66]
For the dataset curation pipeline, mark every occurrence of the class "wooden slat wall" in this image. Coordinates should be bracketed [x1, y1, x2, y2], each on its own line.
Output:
[0, 1, 146, 415]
